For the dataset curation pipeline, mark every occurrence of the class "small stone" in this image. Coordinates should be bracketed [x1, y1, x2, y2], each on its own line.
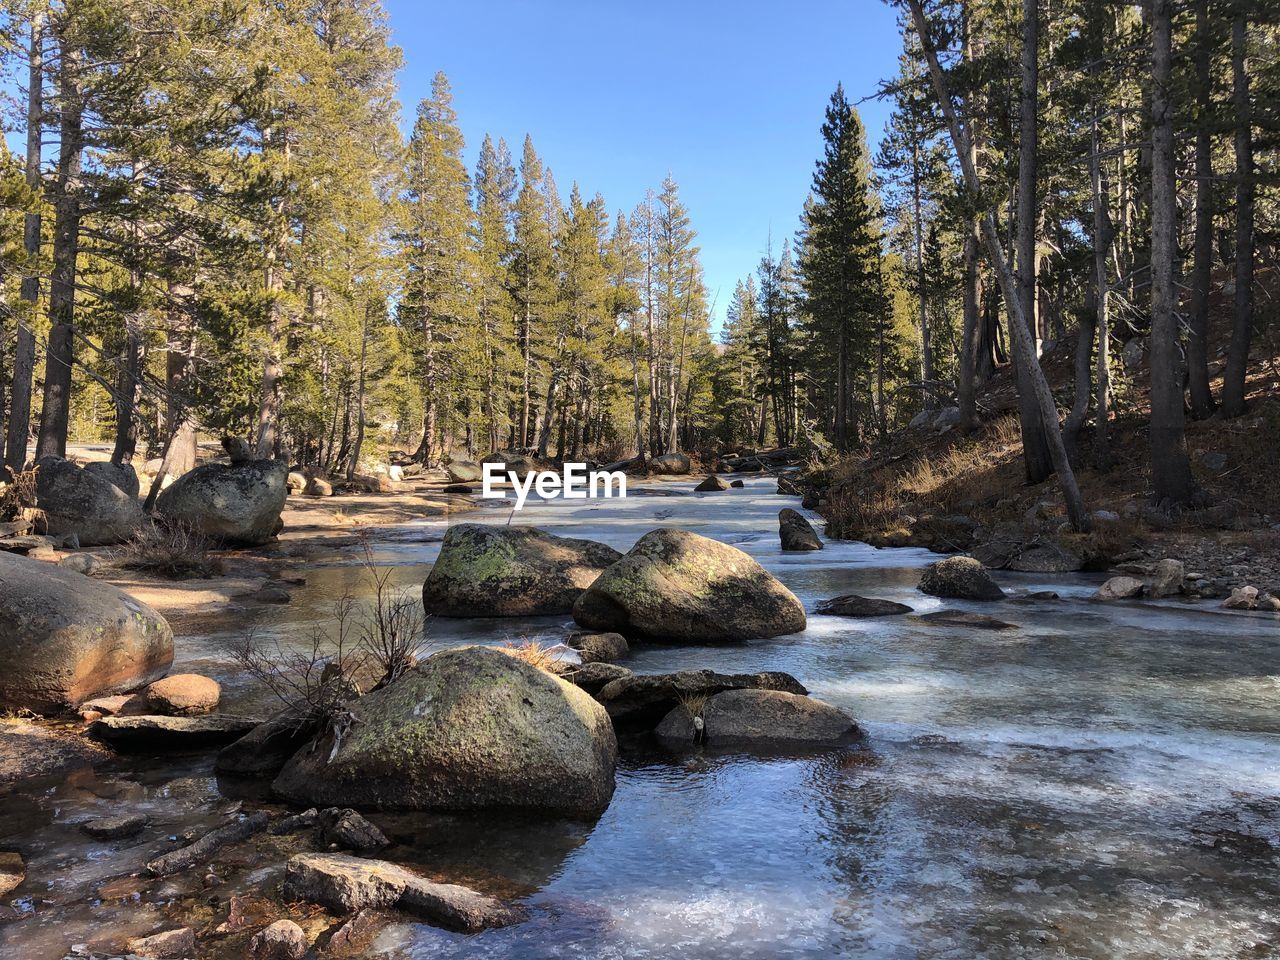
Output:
[318, 808, 389, 853]
[125, 927, 195, 959]
[1092, 510, 1121, 523]
[0, 851, 24, 896]
[249, 919, 307, 960]
[145, 674, 222, 715]
[694, 474, 731, 492]
[82, 814, 149, 840]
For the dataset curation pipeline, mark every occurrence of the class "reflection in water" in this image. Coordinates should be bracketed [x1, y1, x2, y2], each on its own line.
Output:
[3, 477, 1279, 959]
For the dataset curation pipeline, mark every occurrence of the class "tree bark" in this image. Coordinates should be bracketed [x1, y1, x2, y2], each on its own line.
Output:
[1187, 0, 1216, 419]
[1221, 8, 1253, 417]
[1148, 0, 1200, 505]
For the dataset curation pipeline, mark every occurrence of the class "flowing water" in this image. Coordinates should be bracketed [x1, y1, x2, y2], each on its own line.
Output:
[4, 477, 1280, 959]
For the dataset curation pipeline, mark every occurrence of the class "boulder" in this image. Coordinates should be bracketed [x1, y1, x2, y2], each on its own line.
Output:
[481, 451, 537, 480]
[0, 552, 173, 713]
[145, 673, 220, 715]
[445, 460, 484, 483]
[1096, 575, 1144, 600]
[155, 458, 288, 545]
[815, 595, 912, 617]
[572, 528, 806, 641]
[779, 508, 823, 551]
[58, 553, 101, 576]
[282, 852, 526, 931]
[249, 920, 307, 960]
[34, 456, 143, 546]
[215, 711, 322, 778]
[918, 556, 1006, 601]
[286, 471, 307, 494]
[655, 689, 859, 747]
[648, 452, 690, 475]
[1222, 585, 1259, 610]
[125, 927, 194, 959]
[595, 669, 807, 728]
[566, 632, 628, 664]
[1147, 558, 1185, 598]
[318, 808, 389, 852]
[88, 714, 261, 750]
[776, 475, 802, 496]
[550, 662, 633, 696]
[273, 646, 617, 818]
[694, 475, 730, 492]
[1006, 541, 1084, 573]
[304, 476, 333, 497]
[0, 851, 23, 896]
[730, 479, 745, 488]
[915, 610, 1016, 630]
[422, 523, 621, 617]
[82, 814, 149, 840]
[83, 460, 141, 499]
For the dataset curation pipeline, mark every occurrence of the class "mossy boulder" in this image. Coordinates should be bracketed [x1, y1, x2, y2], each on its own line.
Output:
[572, 528, 806, 641]
[35, 457, 143, 546]
[422, 523, 621, 617]
[0, 552, 173, 713]
[918, 556, 1006, 601]
[155, 458, 288, 545]
[272, 646, 618, 818]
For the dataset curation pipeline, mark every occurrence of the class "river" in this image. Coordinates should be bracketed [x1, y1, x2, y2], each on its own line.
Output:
[3, 476, 1279, 959]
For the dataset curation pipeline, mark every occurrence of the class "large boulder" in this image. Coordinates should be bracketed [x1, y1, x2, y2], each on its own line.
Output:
[273, 646, 618, 818]
[155, 458, 288, 545]
[422, 524, 622, 617]
[595, 669, 807, 728]
[0, 552, 173, 713]
[918, 556, 1006, 601]
[34, 456, 143, 546]
[655, 689, 859, 747]
[82, 460, 141, 499]
[779, 508, 823, 551]
[649, 452, 690, 475]
[445, 460, 484, 483]
[572, 528, 806, 641]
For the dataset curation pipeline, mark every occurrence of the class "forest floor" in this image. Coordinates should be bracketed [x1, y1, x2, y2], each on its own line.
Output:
[814, 315, 1280, 598]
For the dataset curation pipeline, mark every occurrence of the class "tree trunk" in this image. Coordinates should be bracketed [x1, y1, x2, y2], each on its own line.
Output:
[913, 144, 934, 412]
[958, 227, 980, 431]
[1088, 105, 1114, 470]
[1221, 9, 1253, 418]
[1187, 0, 1216, 419]
[907, 0, 1089, 531]
[5, 6, 42, 474]
[109, 320, 142, 464]
[35, 47, 84, 461]
[347, 301, 370, 481]
[1064, 292, 1095, 463]
[416, 310, 437, 467]
[1148, 0, 1200, 505]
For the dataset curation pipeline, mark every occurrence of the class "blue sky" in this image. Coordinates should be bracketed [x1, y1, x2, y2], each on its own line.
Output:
[384, 0, 903, 330]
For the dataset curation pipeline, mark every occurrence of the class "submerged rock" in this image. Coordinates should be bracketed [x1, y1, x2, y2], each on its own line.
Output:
[694, 475, 730, 492]
[88, 714, 261, 750]
[779, 508, 823, 551]
[82, 814, 150, 840]
[572, 528, 806, 641]
[422, 523, 622, 617]
[145, 673, 221, 715]
[656, 689, 859, 746]
[34, 456, 143, 546]
[915, 610, 1016, 630]
[283, 852, 527, 931]
[155, 456, 288, 546]
[273, 646, 617, 818]
[815, 595, 912, 617]
[595, 669, 808, 728]
[1096, 575, 1144, 601]
[918, 556, 1006, 601]
[0, 552, 173, 714]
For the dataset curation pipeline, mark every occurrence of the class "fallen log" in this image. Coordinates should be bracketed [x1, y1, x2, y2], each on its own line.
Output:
[145, 812, 271, 877]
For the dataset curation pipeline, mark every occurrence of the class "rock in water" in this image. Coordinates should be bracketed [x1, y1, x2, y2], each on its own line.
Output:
[918, 556, 1006, 601]
[273, 646, 617, 818]
[34, 456, 143, 546]
[422, 523, 621, 617]
[595, 669, 807, 728]
[145, 673, 221, 715]
[249, 920, 308, 960]
[318, 808, 389, 852]
[655, 689, 859, 746]
[915, 610, 1016, 630]
[215, 710, 321, 778]
[282, 853, 526, 931]
[155, 458, 288, 546]
[815, 595, 912, 617]
[1096, 575, 1144, 601]
[694, 475, 730, 492]
[82, 814, 149, 840]
[88, 714, 261, 749]
[566, 632, 629, 663]
[779, 508, 823, 551]
[550, 662, 633, 696]
[648, 452, 691, 475]
[1147, 558, 1185, 598]
[0, 552, 173, 713]
[572, 528, 806, 641]
[83, 460, 141, 499]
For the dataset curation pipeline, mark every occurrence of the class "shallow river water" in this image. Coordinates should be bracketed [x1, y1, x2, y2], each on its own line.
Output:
[4, 477, 1280, 959]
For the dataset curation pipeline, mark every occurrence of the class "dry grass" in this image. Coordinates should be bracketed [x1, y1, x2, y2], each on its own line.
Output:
[499, 639, 563, 671]
[677, 692, 709, 718]
[0, 465, 39, 524]
[113, 521, 224, 579]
